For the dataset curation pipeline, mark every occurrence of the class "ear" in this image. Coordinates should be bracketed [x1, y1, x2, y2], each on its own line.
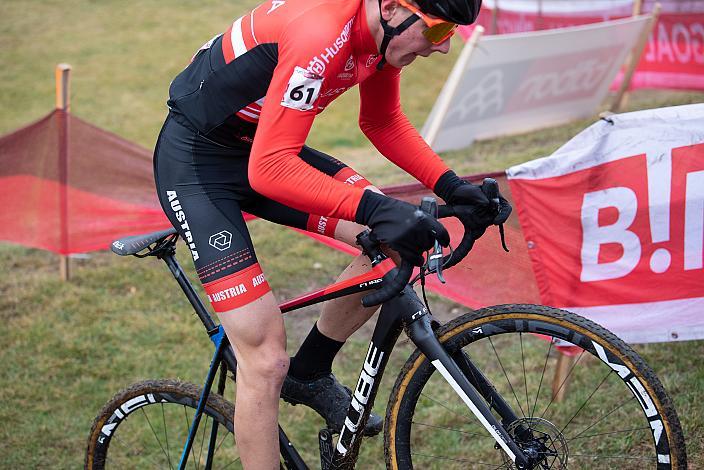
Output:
[379, 0, 400, 22]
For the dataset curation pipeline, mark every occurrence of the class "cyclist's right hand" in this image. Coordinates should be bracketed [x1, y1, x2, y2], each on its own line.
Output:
[355, 191, 450, 266]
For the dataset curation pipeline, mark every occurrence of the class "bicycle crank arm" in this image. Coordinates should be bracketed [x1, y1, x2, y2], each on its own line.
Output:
[406, 316, 532, 468]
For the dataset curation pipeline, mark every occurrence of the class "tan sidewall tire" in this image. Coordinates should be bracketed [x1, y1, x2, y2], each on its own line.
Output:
[384, 304, 687, 470]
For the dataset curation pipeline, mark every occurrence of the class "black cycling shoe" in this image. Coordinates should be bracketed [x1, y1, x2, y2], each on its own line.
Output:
[281, 372, 383, 437]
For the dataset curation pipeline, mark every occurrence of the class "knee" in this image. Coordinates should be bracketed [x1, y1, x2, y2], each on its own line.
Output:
[248, 350, 290, 387]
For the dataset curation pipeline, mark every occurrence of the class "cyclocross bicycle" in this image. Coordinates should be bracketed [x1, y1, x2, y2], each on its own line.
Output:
[86, 180, 686, 469]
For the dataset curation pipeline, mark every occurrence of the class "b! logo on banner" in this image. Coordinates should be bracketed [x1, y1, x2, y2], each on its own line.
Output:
[513, 143, 704, 308]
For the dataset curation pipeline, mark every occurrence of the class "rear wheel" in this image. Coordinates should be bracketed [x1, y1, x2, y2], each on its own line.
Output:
[86, 379, 240, 469]
[385, 304, 687, 469]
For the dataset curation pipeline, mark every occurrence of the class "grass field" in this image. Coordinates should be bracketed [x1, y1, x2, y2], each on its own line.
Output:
[1, 0, 703, 468]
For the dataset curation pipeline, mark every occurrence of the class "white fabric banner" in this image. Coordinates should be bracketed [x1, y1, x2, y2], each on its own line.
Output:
[481, 0, 703, 16]
[463, 1, 704, 91]
[506, 103, 704, 343]
[422, 16, 650, 152]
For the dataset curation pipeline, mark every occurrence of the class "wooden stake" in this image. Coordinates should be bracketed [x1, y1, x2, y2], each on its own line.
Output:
[55, 64, 72, 110]
[423, 26, 484, 148]
[552, 352, 577, 402]
[610, 3, 660, 113]
[56, 63, 72, 281]
[619, 0, 644, 110]
[632, 0, 644, 17]
[491, 0, 499, 34]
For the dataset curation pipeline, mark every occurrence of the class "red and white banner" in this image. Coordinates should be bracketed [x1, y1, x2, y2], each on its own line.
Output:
[463, 1, 704, 91]
[632, 11, 704, 90]
[507, 103, 704, 343]
[469, 0, 633, 34]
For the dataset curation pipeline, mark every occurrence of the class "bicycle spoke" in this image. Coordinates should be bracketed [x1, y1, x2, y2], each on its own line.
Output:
[411, 452, 510, 467]
[141, 406, 173, 468]
[539, 349, 586, 419]
[557, 369, 613, 434]
[520, 333, 530, 417]
[566, 394, 638, 441]
[213, 428, 234, 459]
[411, 420, 494, 439]
[566, 426, 651, 442]
[162, 403, 174, 469]
[110, 433, 175, 468]
[487, 336, 526, 417]
[182, 405, 200, 470]
[197, 415, 209, 469]
[531, 339, 553, 419]
[419, 391, 474, 423]
[569, 453, 657, 462]
[219, 454, 243, 470]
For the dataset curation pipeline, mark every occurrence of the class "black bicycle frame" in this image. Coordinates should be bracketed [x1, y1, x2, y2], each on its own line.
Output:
[160, 242, 531, 469]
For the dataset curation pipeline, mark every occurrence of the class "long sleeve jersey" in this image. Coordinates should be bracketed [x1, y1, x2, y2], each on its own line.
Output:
[167, 0, 451, 221]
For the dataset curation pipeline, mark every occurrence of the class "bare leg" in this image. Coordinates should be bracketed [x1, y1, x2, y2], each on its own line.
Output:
[316, 187, 401, 342]
[218, 291, 288, 469]
[316, 252, 380, 341]
[284, 187, 398, 436]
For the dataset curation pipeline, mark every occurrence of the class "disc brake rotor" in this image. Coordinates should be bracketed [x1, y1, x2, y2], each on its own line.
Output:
[498, 417, 568, 469]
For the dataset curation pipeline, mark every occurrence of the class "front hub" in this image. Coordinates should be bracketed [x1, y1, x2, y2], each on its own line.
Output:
[501, 417, 568, 469]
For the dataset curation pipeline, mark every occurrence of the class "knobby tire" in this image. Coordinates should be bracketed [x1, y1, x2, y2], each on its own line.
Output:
[384, 304, 686, 470]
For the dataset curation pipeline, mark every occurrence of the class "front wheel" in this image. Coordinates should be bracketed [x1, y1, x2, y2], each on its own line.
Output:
[385, 304, 686, 469]
[86, 379, 239, 469]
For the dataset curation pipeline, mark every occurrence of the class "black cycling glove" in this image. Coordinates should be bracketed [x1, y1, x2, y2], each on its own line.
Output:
[435, 170, 490, 206]
[435, 170, 512, 228]
[356, 191, 450, 266]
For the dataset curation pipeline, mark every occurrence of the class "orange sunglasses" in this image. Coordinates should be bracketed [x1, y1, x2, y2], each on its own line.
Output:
[398, 0, 458, 44]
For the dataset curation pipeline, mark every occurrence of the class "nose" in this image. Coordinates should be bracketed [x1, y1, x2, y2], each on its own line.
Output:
[430, 37, 451, 54]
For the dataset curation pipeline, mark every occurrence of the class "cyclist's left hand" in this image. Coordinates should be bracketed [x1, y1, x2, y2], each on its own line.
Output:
[450, 181, 512, 239]
[445, 180, 489, 207]
[435, 171, 512, 237]
[451, 203, 493, 240]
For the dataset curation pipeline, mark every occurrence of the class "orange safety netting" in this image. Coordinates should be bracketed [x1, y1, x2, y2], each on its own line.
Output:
[0, 110, 170, 254]
[1, 110, 538, 308]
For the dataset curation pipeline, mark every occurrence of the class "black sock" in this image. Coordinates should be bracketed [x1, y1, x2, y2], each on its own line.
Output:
[288, 322, 344, 381]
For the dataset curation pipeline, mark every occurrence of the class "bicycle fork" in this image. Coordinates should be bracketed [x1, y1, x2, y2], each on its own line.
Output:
[406, 310, 533, 469]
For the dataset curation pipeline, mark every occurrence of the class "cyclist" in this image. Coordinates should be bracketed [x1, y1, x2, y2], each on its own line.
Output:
[154, 0, 510, 466]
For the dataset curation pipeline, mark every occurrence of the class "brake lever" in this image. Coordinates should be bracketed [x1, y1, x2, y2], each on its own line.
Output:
[420, 197, 446, 284]
[498, 224, 509, 252]
[483, 178, 510, 253]
[482, 178, 501, 214]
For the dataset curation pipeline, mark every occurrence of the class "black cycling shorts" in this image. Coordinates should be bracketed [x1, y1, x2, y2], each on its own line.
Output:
[153, 114, 372, 312]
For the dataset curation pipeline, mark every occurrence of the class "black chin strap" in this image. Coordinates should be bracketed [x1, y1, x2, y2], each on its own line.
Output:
[377, 1, 420, 70]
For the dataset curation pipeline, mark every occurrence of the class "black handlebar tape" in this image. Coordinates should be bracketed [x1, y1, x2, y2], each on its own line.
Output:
[437, 204, 454, 219]
[437, 203, 476, 269]
[442, 229, 476, 269]
[361, 260, 414, 308]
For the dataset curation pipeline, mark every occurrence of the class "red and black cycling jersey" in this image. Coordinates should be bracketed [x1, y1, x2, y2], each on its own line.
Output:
[168, 0, 451, 223]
